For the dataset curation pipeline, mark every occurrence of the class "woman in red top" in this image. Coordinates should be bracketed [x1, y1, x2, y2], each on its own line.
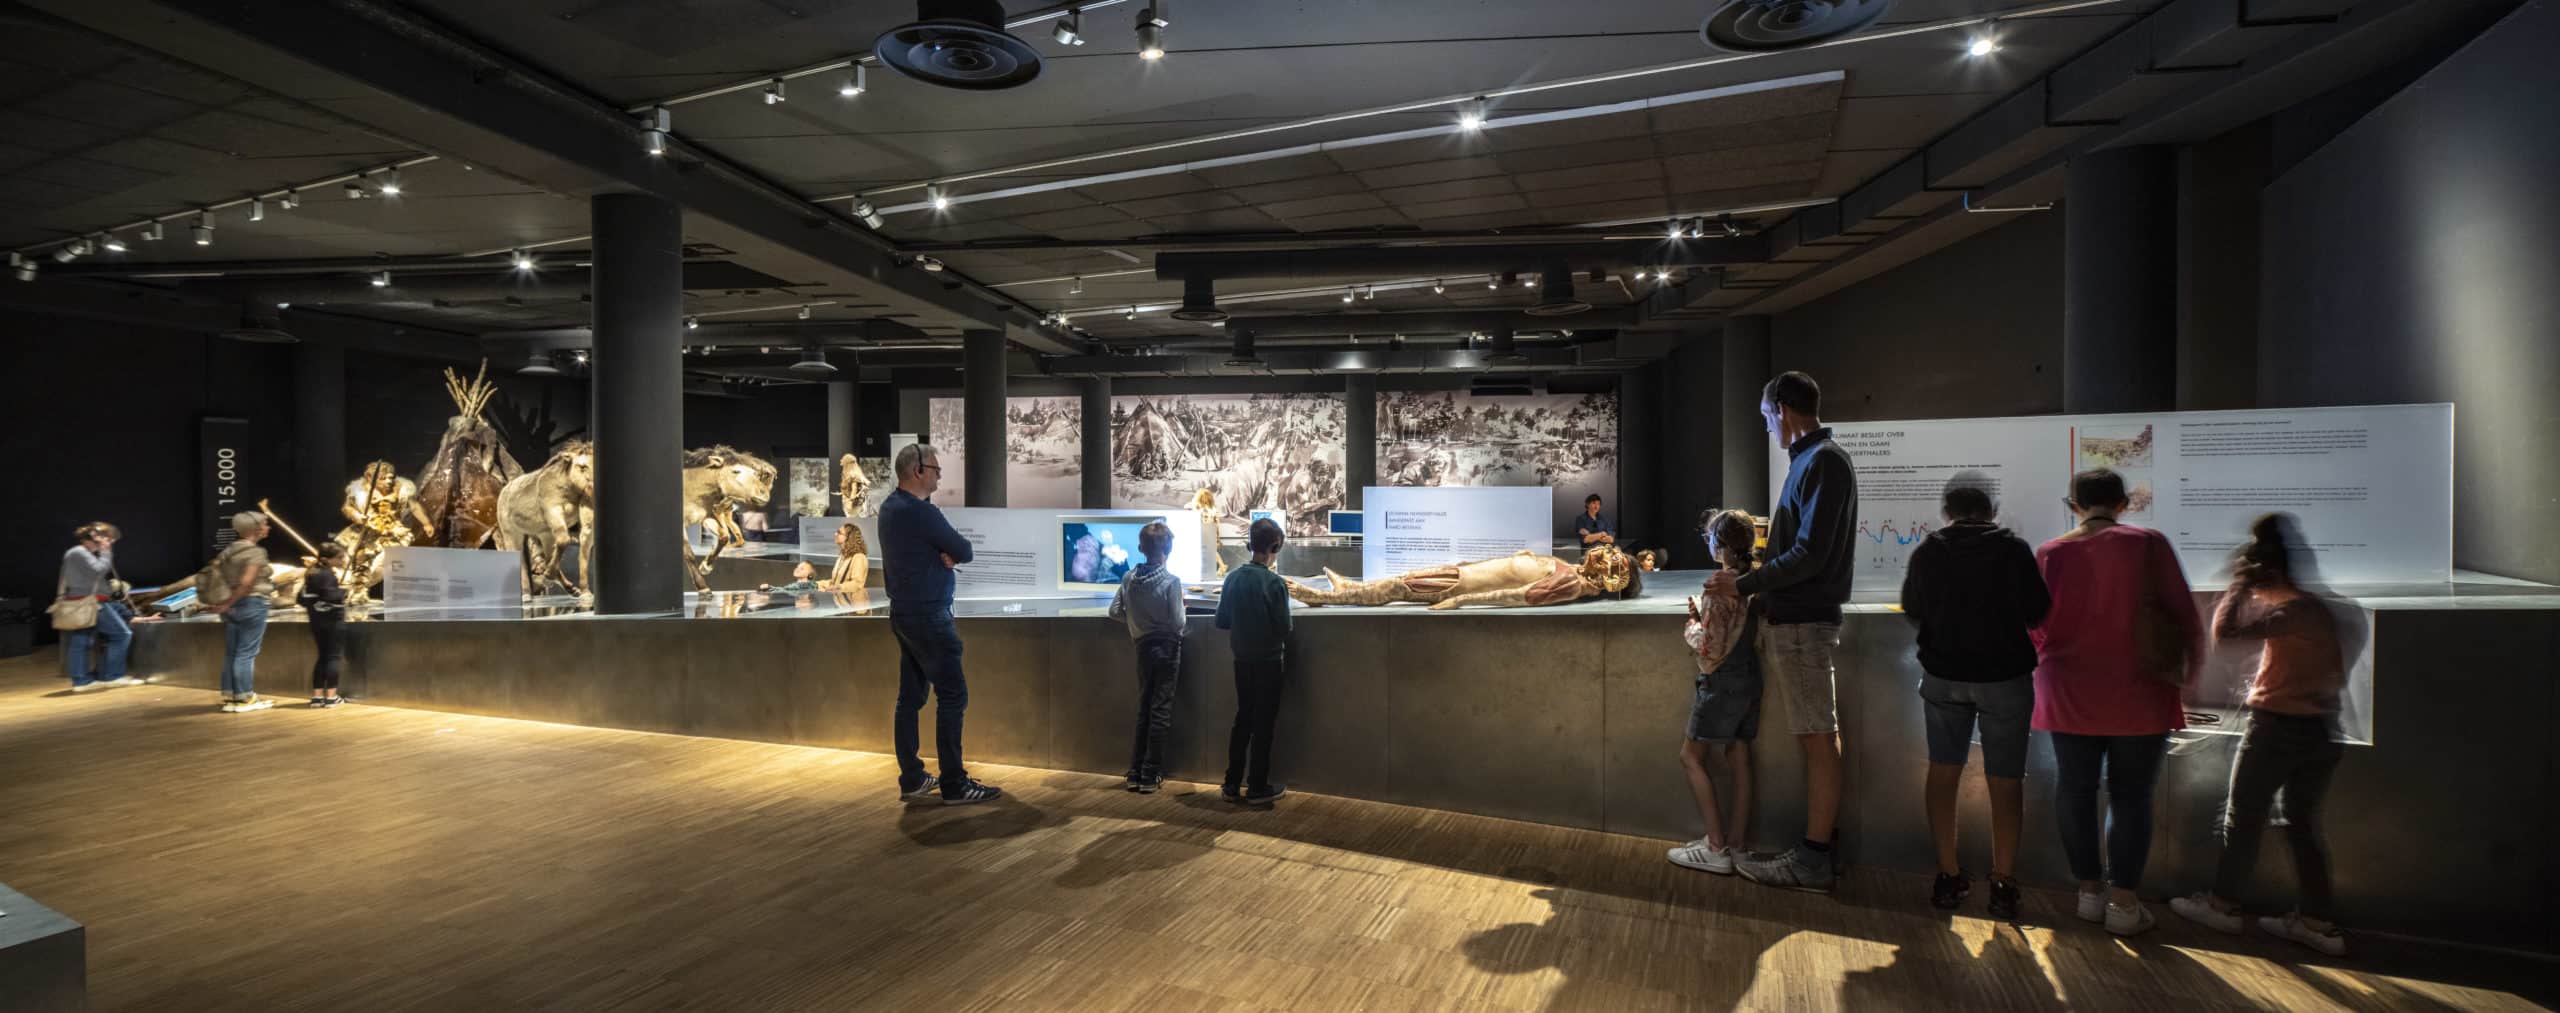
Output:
[2031, 469, 2202, 937]
[2171, 513, 2351, 956]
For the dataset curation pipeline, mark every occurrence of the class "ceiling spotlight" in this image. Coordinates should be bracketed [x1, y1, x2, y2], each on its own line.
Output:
[1431, 279, 1445, 294]
[101, 233, 125, 253]
[193, 211, 214, 246]
[797, 305, 813, 320]
[686, 316, 700, 330]
[1968, 34, 2000, 58]
[1668, 220, 1685, 240]
[1458, 96, 1488, 131]
[249, 198, 265, 223]
[511, 248, 535, 271]
[1341, 288, 1355, 303]
[839, 63, 868, 97]
[1362, 285, 1377, 300]
[916, 256, 945, 272]
[142, 220, 163, 242]
[12, 259, 34, 282]
[371, 270, 391, 287]
[344, 181, 369, 199]
[377, 169, 401, 196]
[764, 78, 786, 105]
[71, 237, 95, 256]
[644, 106, 671, 156]
[1125, 305, 1139, 319]
[851, 200, 885, 228]
[1053, 10, 1085, 46]
[1136, 5, 1167, 60]
[1721, 215, 1743, 238]
[1486, 274, 1499, 290]
[570, 349, 588, 365]
[1069, 275, 1084, 295]
[929, 188, 950, 211]
[52, 246, 77, 264]
[280, 188, 301, 210]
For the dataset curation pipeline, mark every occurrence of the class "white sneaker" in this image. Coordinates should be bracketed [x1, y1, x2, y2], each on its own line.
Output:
[2260, 912, 2348, 957]
[72, 681, 106, 694]
[2171, 893, 2244, 934]
[234, 697, 273, 713]
[1667, 840, 1737, 875]
[219, 700, 241, 713]
[2075, 890, 2107, 924]
[110, 676, 147, 687]
[2106, 900, 2157, 937]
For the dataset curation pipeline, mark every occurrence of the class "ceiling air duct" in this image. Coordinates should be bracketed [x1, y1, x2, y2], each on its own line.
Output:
[1484, 326, 1528, 363]
[1170, 275, 1227, 322]
[1524, 266, 1590, 317]
[1700, 0, 1896, 53]
[875, 0, 1044, 91]
[1223, 328, 1259, 368]
[219, 305, 298, 344]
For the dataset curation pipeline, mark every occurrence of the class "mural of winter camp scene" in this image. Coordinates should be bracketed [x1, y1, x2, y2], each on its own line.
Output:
[1377, 390, 1620, 535]
[925, 396, 1083, 508]
[1111, 393, 1346, 537]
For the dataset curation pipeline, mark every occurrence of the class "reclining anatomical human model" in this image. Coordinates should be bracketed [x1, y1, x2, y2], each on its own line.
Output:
[1286, 545, 1639, 610]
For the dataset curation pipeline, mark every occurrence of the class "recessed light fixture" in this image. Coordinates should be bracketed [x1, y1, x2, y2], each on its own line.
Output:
[838, 63, 868, 97]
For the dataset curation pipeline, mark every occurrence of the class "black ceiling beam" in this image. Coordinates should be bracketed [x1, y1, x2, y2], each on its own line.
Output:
[0, 276, 483, 362]
[32, 0, 1083, 357]
[899, 221, 1782, 254]
[1223, 310, 1631, 338]
[483, 319, 934, 351]
[1154, 239, 1765, 282]
[1042, 347, 1587, 378]
[49, 254, 709, 279]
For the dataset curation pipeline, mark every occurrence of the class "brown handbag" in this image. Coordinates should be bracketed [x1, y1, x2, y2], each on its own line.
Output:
[48, 571, 99, 631]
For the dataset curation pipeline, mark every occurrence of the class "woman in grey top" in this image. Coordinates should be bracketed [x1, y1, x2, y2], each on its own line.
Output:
[60, 522, 142, 691]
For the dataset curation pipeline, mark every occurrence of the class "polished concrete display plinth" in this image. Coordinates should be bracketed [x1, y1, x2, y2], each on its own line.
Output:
[0, 881, 85, 1013]
[124, 572, 2560, 952]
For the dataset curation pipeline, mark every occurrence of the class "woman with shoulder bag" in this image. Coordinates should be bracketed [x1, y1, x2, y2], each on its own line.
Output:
[56, 522, 143, 692]
[2029, 469, 2202, 937]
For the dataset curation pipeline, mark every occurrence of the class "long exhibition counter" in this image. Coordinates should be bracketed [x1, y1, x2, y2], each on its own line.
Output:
[123, 571, 2560, 953]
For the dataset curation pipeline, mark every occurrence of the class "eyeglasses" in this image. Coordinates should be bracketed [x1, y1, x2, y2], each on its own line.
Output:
[921, 464, 942, 473]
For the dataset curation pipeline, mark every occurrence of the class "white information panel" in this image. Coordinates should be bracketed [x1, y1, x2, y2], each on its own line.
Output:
[1361, 485, 1553, 578]
[926, 507, 1201, 598]
[1768, 403, 2455, 588]
[382, 545, 522, 606]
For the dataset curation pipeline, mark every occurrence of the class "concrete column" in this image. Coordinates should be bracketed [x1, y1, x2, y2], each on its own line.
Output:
[962, 329, 1007, 507]
[2177, 125, 2267, 411]
[1080, 376, 1112, 508]
[1720, 316, 1772, 515]
[1615, 369, 1658, 552]
[2065, 145, 2178, 413]
[589, 193, 686, 614]
[291, 338, 345, 531]
[826, 381, 856, 462]
[1342, 373, 1378, 509]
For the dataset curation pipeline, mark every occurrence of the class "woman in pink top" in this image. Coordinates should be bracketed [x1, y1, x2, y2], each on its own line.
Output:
[2031, 469, 2202, 938]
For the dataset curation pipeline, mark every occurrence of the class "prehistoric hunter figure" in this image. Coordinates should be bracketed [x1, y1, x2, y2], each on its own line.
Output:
[1192, 486, 1227, 577]
[412, 361, 523, 548]
[839, 453, 876, 517]
[496, 440, 596, 598]
[331, 460, 416, 596]
[1286, 545, 1640, 610]
[680, 445, 777, 592]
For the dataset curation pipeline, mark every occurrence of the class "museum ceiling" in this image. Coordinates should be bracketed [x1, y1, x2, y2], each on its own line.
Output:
[0, 0, 2524, 369]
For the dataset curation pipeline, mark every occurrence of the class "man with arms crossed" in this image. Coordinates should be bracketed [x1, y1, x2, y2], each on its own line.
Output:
[880, 443, 1001, 805]
[1709, 371, 1858, 893]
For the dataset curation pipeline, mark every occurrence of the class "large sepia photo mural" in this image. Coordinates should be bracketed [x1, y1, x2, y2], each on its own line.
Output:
[1110, 393, 1346, 536]
[1377, 390, 1619, 535]
[925, 396, 1084, 508]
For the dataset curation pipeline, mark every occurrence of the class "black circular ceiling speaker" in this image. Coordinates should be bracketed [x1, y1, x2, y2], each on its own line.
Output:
[1701, 0, 1898, 53]
[874, 0, 1043, 91]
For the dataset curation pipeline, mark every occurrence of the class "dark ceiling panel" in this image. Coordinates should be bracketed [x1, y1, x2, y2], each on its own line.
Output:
[1352, 156, 1505, 191]
[1373, 176, 1517, 207]
[1494, 136, 1663, 174]
[1226, 172, 1368, 205]
[1663, 139, 1834, 178]
[1279, 207, 1416, 233]
[1259, 192, 1387, 219]
[1069, 171, 1220, 204]
[1192, 152, 1342, 188]
[1112, 191, 1243, 219]
[1138, 208, 1286, 234]
[1647, 81, 1846, 132]
[1400, 193, 1530, 220]
[1514, 159, 1666, 194]
[1009, 205, 1137, 233]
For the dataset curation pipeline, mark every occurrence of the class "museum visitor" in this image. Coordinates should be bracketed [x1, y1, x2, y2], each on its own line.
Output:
[54, 521, 138, 691]
[1216, 518, 1293, 805]
[880, 443, 1001, 806]
[1108, 520, 1186, 794]
[207, 510, 278, 714]
[1575, 494, 1615, 546]
[298, 542, 351, 709]
[1669, 507, 1764, 877]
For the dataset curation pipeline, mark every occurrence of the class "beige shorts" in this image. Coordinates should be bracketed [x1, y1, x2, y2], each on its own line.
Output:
[1758, 621, 1842, 736]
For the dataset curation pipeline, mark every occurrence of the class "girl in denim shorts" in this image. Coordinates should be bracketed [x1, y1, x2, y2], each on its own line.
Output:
[1668, 509, 1763, 875]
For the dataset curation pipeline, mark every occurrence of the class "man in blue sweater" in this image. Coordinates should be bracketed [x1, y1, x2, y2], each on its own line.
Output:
[1708, 370, 1858, 893]
[880, 443, 1000, 805]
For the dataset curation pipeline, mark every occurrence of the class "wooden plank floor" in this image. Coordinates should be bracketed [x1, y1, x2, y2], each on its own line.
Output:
[1, 651, 2549, 1012]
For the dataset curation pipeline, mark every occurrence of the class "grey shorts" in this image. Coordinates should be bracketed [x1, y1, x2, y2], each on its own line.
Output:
[1687, 670, 1762, 743]
[1759, 621, 1842, 736]
[1918, 673, 2034, 779]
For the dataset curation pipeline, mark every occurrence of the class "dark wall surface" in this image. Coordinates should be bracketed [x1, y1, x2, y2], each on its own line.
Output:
[1770, 213, 2065, 423]
[2258, 1, 2560, 584]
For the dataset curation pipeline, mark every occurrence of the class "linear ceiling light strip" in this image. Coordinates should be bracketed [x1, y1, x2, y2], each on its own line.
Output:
[845, 0, 2121, 201]
[11, 154, 443, 256]
[858, 70, 1843, 216]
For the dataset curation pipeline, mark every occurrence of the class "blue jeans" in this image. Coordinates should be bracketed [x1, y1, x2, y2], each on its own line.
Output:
[2050, 731, 2167, 889]
[891, 610, 968, 792]
[64, 601, 132, 686]
[220, 596, 269, 700]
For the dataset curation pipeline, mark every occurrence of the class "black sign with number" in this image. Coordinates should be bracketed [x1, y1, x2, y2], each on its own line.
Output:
[201, 417, 250, 556]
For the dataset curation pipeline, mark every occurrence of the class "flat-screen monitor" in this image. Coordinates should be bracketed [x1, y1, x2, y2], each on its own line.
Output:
[1327, 510, 1363, 536]
[1248, 509, 1285, 534]
[1059, 515, 1153, 592]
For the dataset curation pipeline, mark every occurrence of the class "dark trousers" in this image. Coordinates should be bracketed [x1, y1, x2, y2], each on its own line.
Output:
[891, 610, 968, 792]
[308, 615, 345, 692]
[1126, 635, 1183, 782]
[2050, 731, 2168, 889]
[2213, 709, 2343, 918]
[1224, 656, 1286, 792]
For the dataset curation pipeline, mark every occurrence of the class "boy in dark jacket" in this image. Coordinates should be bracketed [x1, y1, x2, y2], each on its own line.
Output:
[1109, 521, 1187, 793]
[1214, 518, 1291, 805]
[1901, 472, 2051, 919]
